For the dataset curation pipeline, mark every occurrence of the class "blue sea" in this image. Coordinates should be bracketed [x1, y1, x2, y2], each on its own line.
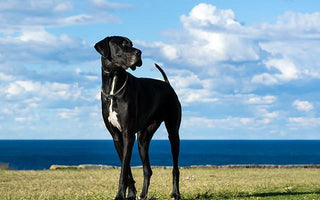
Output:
[0, 140, 320, 170]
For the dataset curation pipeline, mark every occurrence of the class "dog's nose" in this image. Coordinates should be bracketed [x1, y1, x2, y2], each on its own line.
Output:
[136, 49, 142, 56]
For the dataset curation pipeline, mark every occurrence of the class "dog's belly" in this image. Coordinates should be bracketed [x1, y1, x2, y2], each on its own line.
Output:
[108, 76, 122, 131]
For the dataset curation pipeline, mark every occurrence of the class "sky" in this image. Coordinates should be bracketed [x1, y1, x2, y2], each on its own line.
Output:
[1, 0, 320, 139]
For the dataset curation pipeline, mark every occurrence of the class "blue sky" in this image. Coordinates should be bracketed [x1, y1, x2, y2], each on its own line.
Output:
[1, 0, 320, 139]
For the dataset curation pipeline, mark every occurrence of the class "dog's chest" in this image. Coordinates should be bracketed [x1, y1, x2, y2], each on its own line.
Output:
[107, 76, 122, 132]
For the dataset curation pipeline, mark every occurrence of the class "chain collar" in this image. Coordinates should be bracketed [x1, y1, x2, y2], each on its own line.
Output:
[101, 73, 128, 101]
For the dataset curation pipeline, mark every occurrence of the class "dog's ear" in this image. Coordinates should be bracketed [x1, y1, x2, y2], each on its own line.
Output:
[94, 37, 111, 58]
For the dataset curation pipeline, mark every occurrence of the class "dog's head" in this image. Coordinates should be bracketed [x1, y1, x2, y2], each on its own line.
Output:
[94, 36, 142, 71]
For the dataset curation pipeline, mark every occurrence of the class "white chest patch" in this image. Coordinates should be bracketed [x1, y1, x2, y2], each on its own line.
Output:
[108, 77, 122, 132]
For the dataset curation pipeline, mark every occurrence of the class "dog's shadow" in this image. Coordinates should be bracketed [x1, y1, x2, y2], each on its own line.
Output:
[168, 190, 320, 200]
[240, 191, 320, 199]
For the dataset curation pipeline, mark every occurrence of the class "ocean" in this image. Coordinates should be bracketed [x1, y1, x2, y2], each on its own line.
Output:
[0, 140, 320, 170]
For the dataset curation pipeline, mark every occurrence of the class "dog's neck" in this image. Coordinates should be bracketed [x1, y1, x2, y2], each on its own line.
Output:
[101, 65, 127, 95]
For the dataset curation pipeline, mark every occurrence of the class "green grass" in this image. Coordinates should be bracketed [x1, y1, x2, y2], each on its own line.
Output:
[1, 168, 320, 199]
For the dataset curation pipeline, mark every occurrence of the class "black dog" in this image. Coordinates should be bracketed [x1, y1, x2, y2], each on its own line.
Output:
[94, 36, 181, 200]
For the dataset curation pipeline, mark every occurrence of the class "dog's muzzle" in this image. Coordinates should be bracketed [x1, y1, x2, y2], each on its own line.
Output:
[129, 49, 142, 70]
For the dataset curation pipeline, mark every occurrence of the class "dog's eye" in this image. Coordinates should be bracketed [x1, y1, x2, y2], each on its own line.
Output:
[122, 41, 129, 47]
[122, 41, 132, 48]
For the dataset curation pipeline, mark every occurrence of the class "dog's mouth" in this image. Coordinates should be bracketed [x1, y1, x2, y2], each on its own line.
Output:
[130, 66, 136, 70]
[126, 58, 142, 71]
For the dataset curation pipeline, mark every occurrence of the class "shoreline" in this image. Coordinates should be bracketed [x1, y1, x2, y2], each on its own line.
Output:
[2, 163, 320, 170]
[48, 164, 320, 170]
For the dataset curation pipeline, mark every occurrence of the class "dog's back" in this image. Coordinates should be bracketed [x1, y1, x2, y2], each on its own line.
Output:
[128, 74, 180, 126]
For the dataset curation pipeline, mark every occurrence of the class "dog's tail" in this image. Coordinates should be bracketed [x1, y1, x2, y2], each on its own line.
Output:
[154, 63, 170, 85]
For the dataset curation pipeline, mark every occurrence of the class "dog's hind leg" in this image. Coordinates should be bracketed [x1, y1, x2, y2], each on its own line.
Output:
[165, 111, 181, 200]
[137, 121, 161, 199]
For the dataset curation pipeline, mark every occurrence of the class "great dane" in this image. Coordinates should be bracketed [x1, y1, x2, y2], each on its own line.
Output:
[94, 36, 181, 200]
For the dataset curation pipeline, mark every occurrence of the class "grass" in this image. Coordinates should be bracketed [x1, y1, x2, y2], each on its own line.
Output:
[0, 168, 320, 199]
[0, 164, 9, 171]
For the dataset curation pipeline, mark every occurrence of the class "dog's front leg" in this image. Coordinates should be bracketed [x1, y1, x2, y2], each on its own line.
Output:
[115, 132, 135, 200]
[112, 139, 137, 198]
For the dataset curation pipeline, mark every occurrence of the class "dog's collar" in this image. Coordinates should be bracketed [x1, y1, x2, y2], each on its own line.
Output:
[101, 73, 128, 100]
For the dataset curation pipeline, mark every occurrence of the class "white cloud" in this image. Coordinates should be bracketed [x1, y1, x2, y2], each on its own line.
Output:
[180, 3, 250, 39]
[179, 89, 218, 104]
[53, 2, 73, 13]
[182, 116, 272, 130]
[0, 0, 73, 31]
[161, 44, 179, 61]
[288, 117, 320, 127]
[182, 117, 215, 128]
[5, 80, 82, 101]
[264, 11, 320, 37]
[263, 111, 279, 119]
[137, 3, 259, 67]
[292, 100, 314, 112]
[255, 11, 320, 84]
[6, 82, 24, 96]
[58, 107, 80, 119]
[57, 14, 94, 27]
[0, 72, 14, 81]
[167, 69, 218, 105]
[268, 58, 298, 80]
[138, 3, 320, 91]
[2, 108, 12, 115]
[259, 40, 320, 80]
[252, 58, 299, 85]
[0, 28, 92, 65]
[259, 58, 299, 84]
[247, 95, 277, 105]
[255, 107, 279, 121]
[169, 69, 203, 88]
[0, 0, 131, 33]
[90, 0, 132, 9]
[15, 114, 40, 123]
[180, 3, 240, 29]
[251, 73, 278, 85]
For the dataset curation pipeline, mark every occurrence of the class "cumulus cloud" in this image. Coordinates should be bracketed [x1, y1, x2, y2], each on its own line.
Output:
[19, 28, 58, 43]
[261, 11, 320, 37]
[137, 3, 320, 89]
[4, 80, 83, 102]
[167, 69, 218, 105]
[256, 12, 320, 85]
[0, 28, 94, 65]
[137, 4, 259, 67]
[252, 58, 299, 85]
[246, 95, 277, 105]
[180, 3, 241, 29]
[0, 72, 14, 81]
[0, 0, 133, 68]
[0, 70, 102, 138]
[15, 114, 40, 123]
[292, 100, 314, 112]
[288, 117, 320, 127]
[58, 107, 80, 119]
[182, 116, 272, 130]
